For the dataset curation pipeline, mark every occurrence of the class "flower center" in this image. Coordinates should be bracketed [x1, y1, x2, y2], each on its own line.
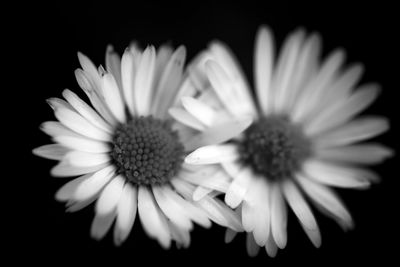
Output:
[238, 115, 312, 182]
[110, 116, 185, 186]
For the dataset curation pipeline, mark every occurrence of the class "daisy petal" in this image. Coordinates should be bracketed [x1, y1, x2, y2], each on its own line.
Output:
[254, 26, 274, 115]
[114, 183, 137, 246]
[51, 161, 108, 177]
[65, 151, 110, 168]
[105, 45, 122, 90]
[247, 233, 261, 257]
[40, 121, 83, 139]
[55, 174, 90, 201]
[54, 136, 110, 153]
[306, 84, 381, 136]
[74, 165, 116, 201]
[301, 223, 322, 248]
[252, 180, 271, 246]
[185, 144, 239, 165]
[303, 159, 376, 188]
[121, 48, 137, 115]
[32, 144, 69, 160]
[193, 186, 213, 201]
[152, 46, 186, 118]
[272, 28, 305, 113]
[296, 173, 353, 230]
[181, 96, 216, 127]
[169, 107, 205, 131]
[62, 89, 112, 133]
[152, 186, 193, 230]
[265, 234, 278, 257]
[225, 168, 252, 208]
[224, 228, 237, 243]
[55, 107, 111, 141]
[282, 180, 317, 230]
[65, 194, 97, 213]
[95, 175, 125, 215]
[138, 186, 171, 248]
[270, 184, 287, 249]
[315, 143, 394, 165]
[90, 211, 117, 240]
[314, 116, 389, 148]
[184, 117, 252, 151]
[101, 73, 126, 122]
[169, 221, 191, 249]
[134, 46, 156, 115]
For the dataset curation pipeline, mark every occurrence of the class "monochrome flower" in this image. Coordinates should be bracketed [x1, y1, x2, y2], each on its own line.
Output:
[175, 26, 393, 256]
[33, 44, 241, 247]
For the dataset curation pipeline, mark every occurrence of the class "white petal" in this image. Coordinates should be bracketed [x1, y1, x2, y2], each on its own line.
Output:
[168, 221, 191, 249]
[121, 48, 137, 115]
[193, 186, 213, 201]
[284, 33, 322, 113]
[246, 233, 261, 257]
[138, 186, 171, 248]
[282, 180, 317, 230]
[296, 173, 353, 230]
[40, 121, 83, 139]
[206, 60, 254, 117]
[47, 97, 74, 111]
[185, 144, 239, 165]
[101, 73, 126, 122]
[301, 223, 322, 248]
[152, 186, 193, 230]
[270, 184, 287, 249]
[55, 174, 90, 201]
[54, 136, 110, 153]
[197, 195, 243, 231]
[65, 194, 97, 213]
[105, 45, 122, 90]
[306, 84, 381, 136]
[272, 28, 305, 113]
[62, 89, 112, 133]
[51, 161, 108, 177]
[315, 143, 393, 165]
[95, 175, 125, 215]
[303, 159, 378, 188]
[77, 52, 101, 88]
[224, 228, 237, 243]
[32, 144, 69, 160]
[181, 96, 216, 127]
[74, 68, 117, 125]
[314, 116, 389, 148]
[208, 42, 256, 116]
[252, 180, 271, 246]
[90, 211, 117, 240]
[254, 26, 274, 115]
[65, 151, 110, 168]
[189, 170, 231, 195]
[184, 117, 252, 151]
[153, 45, 173, 86]
[152, 46, 186, 118]
[55, 107, 111, 141]
[114, 184, 137, 246]
[134, 46, 156, 115]
[291, 49, 345, 123]
[169, 107, 205, 131]
[265, 233, 278, 257]
[225, 168, 252, 208]
[74, 165, 116, 201]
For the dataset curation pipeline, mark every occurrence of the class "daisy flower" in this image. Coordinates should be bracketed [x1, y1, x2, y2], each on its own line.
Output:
[33, 44, 242, 247]
[175, 26, 393, 256]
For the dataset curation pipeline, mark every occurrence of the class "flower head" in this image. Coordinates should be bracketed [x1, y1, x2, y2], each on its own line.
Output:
[33, 44, 241, 247]
[177, 26, 393, 256]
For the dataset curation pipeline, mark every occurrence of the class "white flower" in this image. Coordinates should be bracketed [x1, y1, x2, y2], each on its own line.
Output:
[175, 26, 393, 256]
[33, 44, 242, 247]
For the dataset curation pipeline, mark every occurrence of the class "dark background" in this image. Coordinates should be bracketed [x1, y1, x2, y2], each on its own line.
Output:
[16, 0, 399, 265]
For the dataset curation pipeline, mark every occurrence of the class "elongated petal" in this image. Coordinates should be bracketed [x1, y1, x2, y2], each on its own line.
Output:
[33, 144, 69, 160]
[270, 184, 287, 249]
[90, 211, 116, 240]
[225, 168, 252, 208]
[181, 96, 216, 127]
[51, 161, 108, 177]
[114, 184, 137, 246]
[54, 136, 110, 153]
[101, 73, 126, 122]
[65, 151, 110, 168]
[185, 144, 238, 165]
[169, 107, 205, 131]
[95, 175, 125, 215]
[255, 26, 274, 115]
[55, 174, 90, 201]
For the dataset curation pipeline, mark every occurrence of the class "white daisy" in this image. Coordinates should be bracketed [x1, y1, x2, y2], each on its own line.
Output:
[33, 44, 242, 247]
[175, 26, 393, 256]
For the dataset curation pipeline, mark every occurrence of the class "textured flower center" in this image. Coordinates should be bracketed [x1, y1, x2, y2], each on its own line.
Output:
[110, 116, 185, 186]
[238, 115, 312, 182]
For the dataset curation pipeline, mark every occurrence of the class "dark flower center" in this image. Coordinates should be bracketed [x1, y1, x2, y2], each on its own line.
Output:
[238, 115, 312, 182]
[110, 116, 185, 186]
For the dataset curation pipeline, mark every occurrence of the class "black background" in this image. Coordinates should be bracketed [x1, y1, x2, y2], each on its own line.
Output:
[15, 0, 399, 265]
